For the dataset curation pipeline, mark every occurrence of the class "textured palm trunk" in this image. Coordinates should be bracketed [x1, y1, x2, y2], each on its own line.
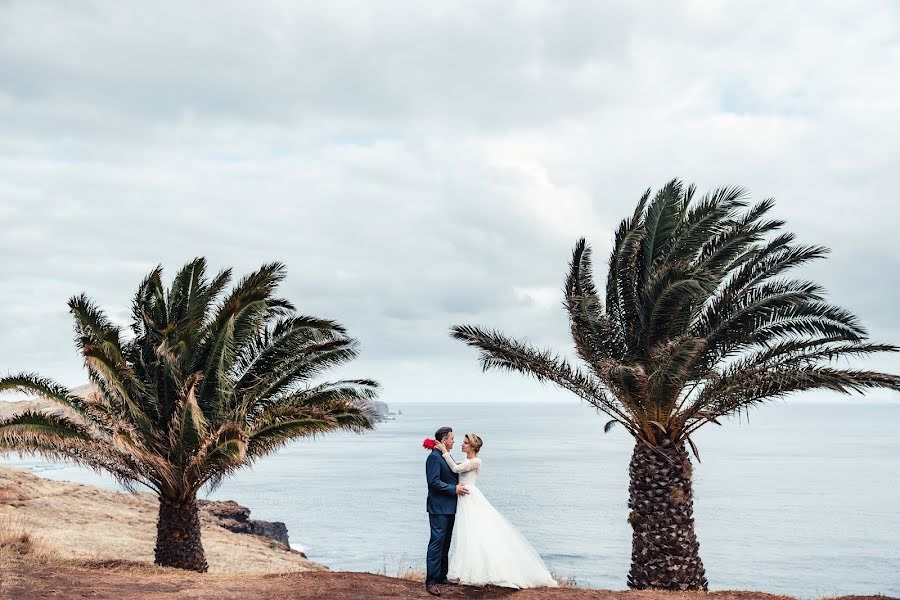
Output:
[154, 495, 208, 572]
[627, 439, 707, 591]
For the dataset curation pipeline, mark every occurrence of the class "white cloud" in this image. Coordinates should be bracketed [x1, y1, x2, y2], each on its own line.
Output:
[0, 0, 898, 400]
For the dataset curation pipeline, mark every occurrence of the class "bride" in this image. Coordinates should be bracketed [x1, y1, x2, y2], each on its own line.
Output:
[434, 434, 558, 588]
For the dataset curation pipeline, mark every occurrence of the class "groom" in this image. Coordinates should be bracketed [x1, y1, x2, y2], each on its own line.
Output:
[425, 426, 469, 596]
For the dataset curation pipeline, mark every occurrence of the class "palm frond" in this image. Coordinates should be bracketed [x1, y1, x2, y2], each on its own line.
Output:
[693, 367, 900, 428]
[451, 324, 637, 430]
[1, 259, 377, 501]
[565, 239, 624, 365]
[246, 397, 373, 462]
[0, 410, 92, 445]
[451, 180, 900, 443]
[0, 373, 90, 416]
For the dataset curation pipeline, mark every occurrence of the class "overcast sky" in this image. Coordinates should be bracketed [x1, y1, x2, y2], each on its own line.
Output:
[1, 1, 899, 405]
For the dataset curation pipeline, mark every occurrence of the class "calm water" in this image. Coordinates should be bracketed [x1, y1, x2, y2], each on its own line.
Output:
[4, 402, 899, 597]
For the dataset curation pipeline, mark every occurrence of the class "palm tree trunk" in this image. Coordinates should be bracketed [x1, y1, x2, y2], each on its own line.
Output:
[627, 439, 707, 591]
[154, 495, 208, 572]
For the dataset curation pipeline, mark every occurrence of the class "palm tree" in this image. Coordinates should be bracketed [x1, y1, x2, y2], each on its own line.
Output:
[451, 180, 900, 591]
[0, 259, 377, 572]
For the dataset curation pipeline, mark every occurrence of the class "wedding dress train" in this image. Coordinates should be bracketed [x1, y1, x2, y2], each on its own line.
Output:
[441, 452, 557, 589]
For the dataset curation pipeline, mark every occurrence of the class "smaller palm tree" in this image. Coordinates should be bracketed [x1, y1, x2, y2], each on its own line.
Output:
[0, 259, 377, 572]
[452, 180, 900, 590]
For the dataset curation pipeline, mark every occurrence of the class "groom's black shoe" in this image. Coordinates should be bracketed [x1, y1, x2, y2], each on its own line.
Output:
[439, 578, 460, 586]
[426, 584, 442, 596]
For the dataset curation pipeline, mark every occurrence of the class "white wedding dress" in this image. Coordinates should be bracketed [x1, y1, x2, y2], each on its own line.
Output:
[442, 452, 558, 588]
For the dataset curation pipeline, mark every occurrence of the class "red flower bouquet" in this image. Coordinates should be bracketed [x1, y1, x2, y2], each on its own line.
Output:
[422, 438, 436, 450]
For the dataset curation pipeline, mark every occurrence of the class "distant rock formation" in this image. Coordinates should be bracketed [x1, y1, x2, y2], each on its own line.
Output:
[0, 399, 61, 420]
[0, 384, 91, 420]
[370, 400, 391, 422]
[199, 499, 292, 550]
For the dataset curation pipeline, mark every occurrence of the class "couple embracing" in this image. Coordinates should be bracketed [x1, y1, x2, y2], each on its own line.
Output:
[423, 426, 557, 596]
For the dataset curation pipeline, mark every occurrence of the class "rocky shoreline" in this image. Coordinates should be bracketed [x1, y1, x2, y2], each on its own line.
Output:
[198, 498, 291, 550]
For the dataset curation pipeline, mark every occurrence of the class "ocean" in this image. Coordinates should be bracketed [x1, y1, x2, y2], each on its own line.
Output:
[4, 401, 899, 597]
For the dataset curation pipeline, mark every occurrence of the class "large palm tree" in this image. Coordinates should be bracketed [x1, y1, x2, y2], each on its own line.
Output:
[0, 259, 377, 572]
[451, 180, 900, 591]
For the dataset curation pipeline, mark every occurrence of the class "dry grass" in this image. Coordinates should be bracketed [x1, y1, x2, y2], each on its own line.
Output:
[0, 516, 61, 592]
[0, 466, 324, 575]
[398, 567, 426, 582]
[0, 516, 56, 560]
[376, 553, 426, 582]
[553, 573, 578, 588]
[78, 558, 171, 572]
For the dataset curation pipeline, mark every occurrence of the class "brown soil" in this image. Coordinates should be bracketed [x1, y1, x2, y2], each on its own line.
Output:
[1, 556, 896, 600]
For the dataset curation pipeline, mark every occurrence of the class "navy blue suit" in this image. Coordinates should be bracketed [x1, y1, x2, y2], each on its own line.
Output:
[425, 448, 459, 586]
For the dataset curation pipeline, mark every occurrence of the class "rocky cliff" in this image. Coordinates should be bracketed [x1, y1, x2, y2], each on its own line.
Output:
[370, 400, 392, 422]
[199, 499, 291, 549]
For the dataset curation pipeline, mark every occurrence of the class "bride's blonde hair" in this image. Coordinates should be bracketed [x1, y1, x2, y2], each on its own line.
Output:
[464, 433, 483, 454]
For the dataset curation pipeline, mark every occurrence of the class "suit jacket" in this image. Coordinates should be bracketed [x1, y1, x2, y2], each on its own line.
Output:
[426, 448, 459, 514]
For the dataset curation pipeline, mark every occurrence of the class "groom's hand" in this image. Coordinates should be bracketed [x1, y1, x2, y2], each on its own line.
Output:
[456, 485, 469, 496]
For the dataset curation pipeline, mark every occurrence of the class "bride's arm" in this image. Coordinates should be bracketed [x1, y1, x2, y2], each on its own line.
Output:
[426, 453, 458, 496]
[441, 452, 480, 473]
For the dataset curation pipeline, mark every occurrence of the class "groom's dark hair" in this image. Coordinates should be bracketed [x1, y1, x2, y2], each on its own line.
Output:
[435, 426, 453, 442]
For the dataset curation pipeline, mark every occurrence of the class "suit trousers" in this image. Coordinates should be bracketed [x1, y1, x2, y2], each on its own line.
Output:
[426, 513, 455, 585]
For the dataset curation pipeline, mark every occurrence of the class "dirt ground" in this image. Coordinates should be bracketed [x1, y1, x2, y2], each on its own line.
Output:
[1, 557, 896, 600]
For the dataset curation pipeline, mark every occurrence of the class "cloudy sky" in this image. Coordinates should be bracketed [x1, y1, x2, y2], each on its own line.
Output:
[1, 1, 899, 405]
